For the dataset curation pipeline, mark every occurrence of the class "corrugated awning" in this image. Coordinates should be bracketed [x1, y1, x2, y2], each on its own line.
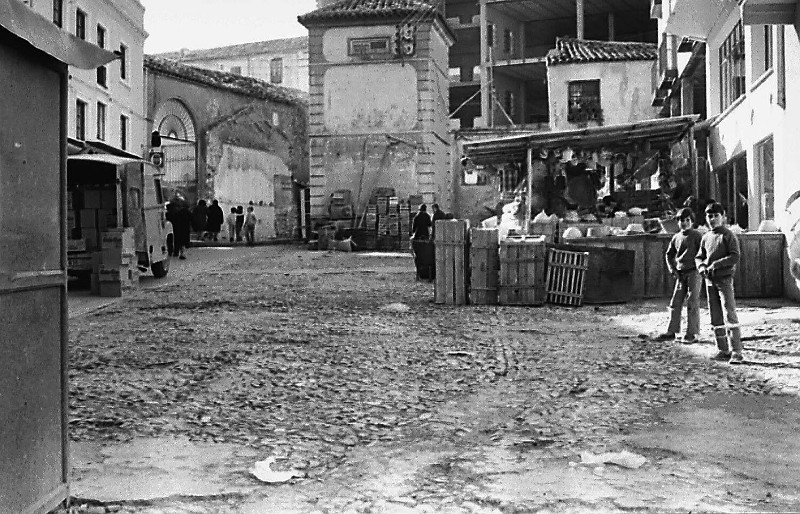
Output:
[462, 115, 700, 165]
[0, 0, 118, 69]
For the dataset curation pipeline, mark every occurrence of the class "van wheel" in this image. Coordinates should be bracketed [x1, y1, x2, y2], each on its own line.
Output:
[151, 259, 169, 278]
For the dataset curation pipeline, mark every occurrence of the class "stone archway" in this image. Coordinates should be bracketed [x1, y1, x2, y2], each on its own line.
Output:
[152, 99, 198, 202]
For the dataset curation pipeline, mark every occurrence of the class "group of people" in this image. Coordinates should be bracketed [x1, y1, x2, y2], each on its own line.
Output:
[165, 197, 260, 260]
[410, 203, 446, 280]
[657, 202, 744, 364]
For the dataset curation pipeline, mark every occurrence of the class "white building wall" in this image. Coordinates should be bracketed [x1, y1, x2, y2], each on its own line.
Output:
[704, 13, 800, 228]
[31, 0, 147, 156]
[547, 60, 659, 131]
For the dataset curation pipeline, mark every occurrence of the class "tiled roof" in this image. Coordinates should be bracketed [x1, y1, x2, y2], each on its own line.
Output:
[153, 36, 308, 61]
[298, 0, 442, 24]
[546, 37, 657, 65]
[143, 56, 307, 106]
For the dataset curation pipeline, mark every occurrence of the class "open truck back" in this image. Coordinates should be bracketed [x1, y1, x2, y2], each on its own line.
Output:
[67, 154, 172, 290]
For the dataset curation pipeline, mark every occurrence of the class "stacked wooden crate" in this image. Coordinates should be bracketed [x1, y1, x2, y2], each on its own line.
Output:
[435, 219, 470, 305]
[376, 196, 389, 234]
[470, 228, 499, 305]
[387, 197, 400, 236]
[96, 227, 138, 297]
[498, 236, 547, 306]
[364, 204, 378, 231]
[399, 201, 411, 245]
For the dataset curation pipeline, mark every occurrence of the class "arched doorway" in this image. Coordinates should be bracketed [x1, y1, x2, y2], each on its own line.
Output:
[153, 99, 198, 203]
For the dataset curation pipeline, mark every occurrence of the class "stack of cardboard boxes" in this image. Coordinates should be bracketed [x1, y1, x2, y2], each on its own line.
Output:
[93, 227, 138, 297]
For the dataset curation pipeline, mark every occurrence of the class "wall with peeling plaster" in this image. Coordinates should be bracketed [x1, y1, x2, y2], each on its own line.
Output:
[306, 20, 452, 221]
[145, 68, 308, 238]
[547, 60, 658, 130]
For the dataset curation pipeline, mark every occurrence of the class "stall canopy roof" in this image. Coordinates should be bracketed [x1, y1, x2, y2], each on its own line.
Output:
[0, 0, 117, 69]
[462, 115, 700, 165]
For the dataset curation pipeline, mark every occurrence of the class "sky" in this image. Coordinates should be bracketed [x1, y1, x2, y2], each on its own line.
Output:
[140, 0, 319, 54]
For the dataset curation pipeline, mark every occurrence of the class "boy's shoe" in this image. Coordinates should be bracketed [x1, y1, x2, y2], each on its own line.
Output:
[654, 332, 676, 341]
[711, 351, 732, 361]
[680, 335, 699, 344]
[728, 352, 745, 364]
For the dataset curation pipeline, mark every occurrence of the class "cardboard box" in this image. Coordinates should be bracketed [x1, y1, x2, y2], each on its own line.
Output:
[100, 248, 134, 267]
[79, 209, 97, 228]
[100, 189, 116, 209]
[83, 189, 102, 209]
[67, 238, 86, 252]
[83, 229, 99, 250]
[101, 228, 135, 253]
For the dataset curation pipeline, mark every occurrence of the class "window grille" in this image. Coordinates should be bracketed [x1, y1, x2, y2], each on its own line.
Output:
[567, 80, 601, 122]
[719, 20, 745, 110]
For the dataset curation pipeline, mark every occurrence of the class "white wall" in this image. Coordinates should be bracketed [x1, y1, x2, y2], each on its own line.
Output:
[32, 0, 147, 155]
[547, 60, 659, 130]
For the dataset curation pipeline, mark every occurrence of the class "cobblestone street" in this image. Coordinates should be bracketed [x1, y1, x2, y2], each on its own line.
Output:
[64, 245, 800, 513]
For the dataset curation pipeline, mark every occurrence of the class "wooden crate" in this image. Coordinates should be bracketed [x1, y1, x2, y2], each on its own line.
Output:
[545, 248, 589, 306]
[435, 219, 470, 305]
[498, 236, 547, 306]
[735, 232, 784, 297]
[470, 228, 499, 305]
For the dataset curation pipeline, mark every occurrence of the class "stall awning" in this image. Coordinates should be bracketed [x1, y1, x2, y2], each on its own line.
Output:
[740, 0, 798, 25]
[0, 0, 118, 69]
[462, 115, 700, 165]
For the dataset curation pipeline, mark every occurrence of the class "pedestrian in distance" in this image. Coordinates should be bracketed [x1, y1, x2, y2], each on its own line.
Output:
[244, 206, 257, 245]
[655, 207, 703, 344]
[235, 205, 245, 242]
[190, 199, 208, 241]
[430, 203, 445, 239]
[206, 199, 224, 242]
[696, 202, 743, 364]
[166, 195, 190, 260]
[411, 204, 433, 280]
[226, 207, 237, 242]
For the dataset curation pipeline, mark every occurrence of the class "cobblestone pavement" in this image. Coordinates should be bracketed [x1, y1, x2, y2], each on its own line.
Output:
[61, 246, 800, 513]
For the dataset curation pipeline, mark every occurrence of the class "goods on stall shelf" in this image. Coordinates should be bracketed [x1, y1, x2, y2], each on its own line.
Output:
[498, 236, 547, 306]
[469, 228, 500, 305]
[434, 219, 470, 305]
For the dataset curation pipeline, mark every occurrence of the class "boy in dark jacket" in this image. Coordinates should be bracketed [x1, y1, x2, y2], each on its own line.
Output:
[656, 208, 702, 343]
[696, 202, 743, 364]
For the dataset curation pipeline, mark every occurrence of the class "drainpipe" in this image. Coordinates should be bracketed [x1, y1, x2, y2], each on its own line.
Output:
[576, 0, 584, 40]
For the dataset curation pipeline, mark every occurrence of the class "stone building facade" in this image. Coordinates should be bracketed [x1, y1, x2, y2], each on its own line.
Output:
[27, 0, 147, 155]
[144, 57, 308, 239]
[299, 0, 455, 221]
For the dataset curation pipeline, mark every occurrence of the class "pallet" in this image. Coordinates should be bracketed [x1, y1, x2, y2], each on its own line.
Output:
[545, 248, 589, 307]
[435, 219, 470, 305]
[498, 236, 547, 306]
[470, 228, 499, 305]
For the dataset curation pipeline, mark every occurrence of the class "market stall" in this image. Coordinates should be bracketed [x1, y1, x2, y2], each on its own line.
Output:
[461, 115, 786, 300]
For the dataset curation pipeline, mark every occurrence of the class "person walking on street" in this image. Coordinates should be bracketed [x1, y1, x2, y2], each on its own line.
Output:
[226, 207, 237, 242]
[235, 205, 245, 242]
[244, 206, 257, 245]
[206, 199, 224, 242]
[167, 195, 190, 260]
[191, 199, 209, 241]
[411, 204, 433, 280]
[696, 202, 743, 364]
[655, 207, 703, 344]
